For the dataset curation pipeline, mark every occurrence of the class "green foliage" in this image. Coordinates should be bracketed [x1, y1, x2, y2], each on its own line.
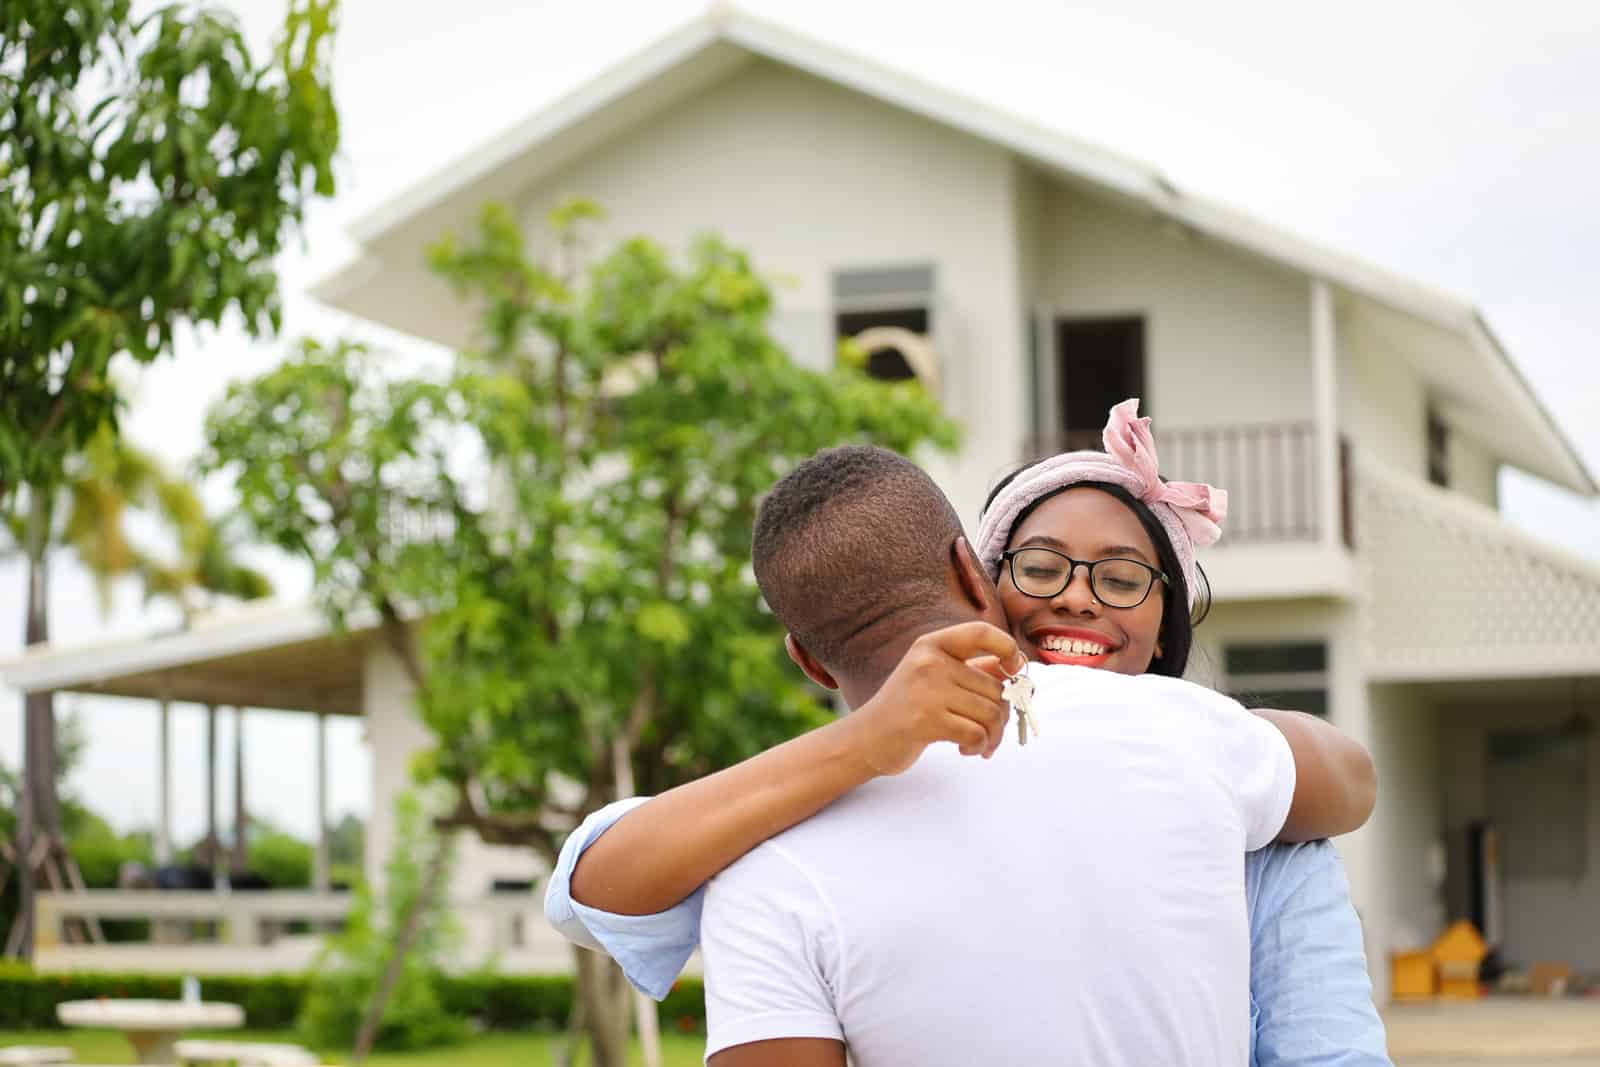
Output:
[203, 202, 958, 867]
[0, 964, 310, 1030]
[248, 824, 314, 889]
[64, 806, 152, 889]
[0, 963, 708, 1033]
[0, 0, 340, 504]
[297, 794, 466, 1052]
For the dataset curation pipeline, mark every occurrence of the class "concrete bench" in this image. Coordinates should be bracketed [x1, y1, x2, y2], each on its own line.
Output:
[174, 1040, 319, 1066]
[0, 1048, 74, 1065]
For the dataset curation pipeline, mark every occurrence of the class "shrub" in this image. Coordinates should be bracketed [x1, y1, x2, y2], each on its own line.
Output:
[0, 961, 705, 1033]
[296, 794, 466, 1052]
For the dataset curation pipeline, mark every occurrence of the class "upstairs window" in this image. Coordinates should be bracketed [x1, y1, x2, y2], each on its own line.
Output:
[1427, 407, 1451, 488]
[833, 265, 938, 389]
[1224, 641, 1329, 717]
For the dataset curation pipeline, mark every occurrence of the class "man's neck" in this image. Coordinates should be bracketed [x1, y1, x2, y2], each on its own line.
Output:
[837, 616, 969, 710]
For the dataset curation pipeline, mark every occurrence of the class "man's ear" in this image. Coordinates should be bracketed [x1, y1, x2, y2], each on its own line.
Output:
[952, 536, 1004, 618]
[785, 633, 839, 690]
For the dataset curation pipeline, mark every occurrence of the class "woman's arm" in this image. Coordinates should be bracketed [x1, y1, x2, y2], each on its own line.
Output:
[1246, 841, 1392, 1066]
[1255, 709, 1378, 842]
[570, 621, 1017, 915]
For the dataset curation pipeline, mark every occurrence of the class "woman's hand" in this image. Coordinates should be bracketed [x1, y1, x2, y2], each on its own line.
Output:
[569, 622, 1019, 915]
[840, 621, 1019, 775]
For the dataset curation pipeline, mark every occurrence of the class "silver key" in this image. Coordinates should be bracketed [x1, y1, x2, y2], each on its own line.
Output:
[1001, 672, 1036, 746]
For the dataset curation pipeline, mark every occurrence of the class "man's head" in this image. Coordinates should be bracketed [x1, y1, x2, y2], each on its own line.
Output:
[752, 445, 1005, 703]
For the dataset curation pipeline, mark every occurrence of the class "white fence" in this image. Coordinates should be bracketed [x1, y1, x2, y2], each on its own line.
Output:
[32, 889, 582, 976]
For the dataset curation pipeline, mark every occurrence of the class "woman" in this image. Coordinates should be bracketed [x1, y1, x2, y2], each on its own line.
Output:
[546, 399, 1389, 1066]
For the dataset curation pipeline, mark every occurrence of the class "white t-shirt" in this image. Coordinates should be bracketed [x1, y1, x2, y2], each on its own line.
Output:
[700, 664, 1296, 1066]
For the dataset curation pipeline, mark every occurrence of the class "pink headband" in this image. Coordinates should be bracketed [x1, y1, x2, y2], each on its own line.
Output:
[975, 398, 1227, 608]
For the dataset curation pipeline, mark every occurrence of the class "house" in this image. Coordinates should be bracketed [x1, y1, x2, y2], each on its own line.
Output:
[5, 6, 1598, 998]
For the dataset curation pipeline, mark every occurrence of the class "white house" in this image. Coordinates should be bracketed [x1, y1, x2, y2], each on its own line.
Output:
[6, 7, 1599, 999]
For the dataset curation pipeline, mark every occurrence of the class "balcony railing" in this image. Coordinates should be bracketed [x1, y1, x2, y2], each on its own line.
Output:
[1024, 422, 1344, 546]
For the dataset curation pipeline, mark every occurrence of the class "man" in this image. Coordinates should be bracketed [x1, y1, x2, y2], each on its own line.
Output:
[695, 445, 1360, 1066]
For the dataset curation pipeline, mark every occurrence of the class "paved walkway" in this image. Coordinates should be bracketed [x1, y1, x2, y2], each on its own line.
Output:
[1385, 998, 1600, 1061]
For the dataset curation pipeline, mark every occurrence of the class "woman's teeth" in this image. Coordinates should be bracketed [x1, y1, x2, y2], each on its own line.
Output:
[1040, 636, 1110, 656]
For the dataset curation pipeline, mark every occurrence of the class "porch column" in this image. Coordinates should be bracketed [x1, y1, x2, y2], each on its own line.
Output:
[205, 704, 218, 877]
[156, 698, 173, 865]
[1310, 279, 1343, 548]
[231, 706, 248, 875]
[313, 713, 330, 893]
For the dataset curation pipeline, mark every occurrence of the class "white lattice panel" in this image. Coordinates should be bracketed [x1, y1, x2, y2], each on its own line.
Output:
[1358, 458, 1600, 680]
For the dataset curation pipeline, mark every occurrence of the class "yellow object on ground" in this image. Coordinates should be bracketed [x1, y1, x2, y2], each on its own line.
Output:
[1432, 920, 1488, 1000]
[1391, 950, 1439, 1000]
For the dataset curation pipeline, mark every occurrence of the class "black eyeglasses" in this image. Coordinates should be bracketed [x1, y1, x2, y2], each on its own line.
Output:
[1000, 546, 1169, 608]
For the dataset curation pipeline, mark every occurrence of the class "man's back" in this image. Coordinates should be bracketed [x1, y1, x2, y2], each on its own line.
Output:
[701, 665, 1294, 1066]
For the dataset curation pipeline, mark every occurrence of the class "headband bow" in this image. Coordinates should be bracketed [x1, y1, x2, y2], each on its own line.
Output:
[1100, 399, 1226, 550]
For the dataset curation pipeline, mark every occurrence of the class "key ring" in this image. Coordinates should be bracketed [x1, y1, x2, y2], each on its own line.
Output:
[999, 650, 1028, 681]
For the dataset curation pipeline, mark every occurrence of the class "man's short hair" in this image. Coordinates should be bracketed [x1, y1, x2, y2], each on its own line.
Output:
[752, 445, 965, 670]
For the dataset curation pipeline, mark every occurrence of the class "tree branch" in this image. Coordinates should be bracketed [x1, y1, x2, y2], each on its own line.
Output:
[435, 781, 557, 862]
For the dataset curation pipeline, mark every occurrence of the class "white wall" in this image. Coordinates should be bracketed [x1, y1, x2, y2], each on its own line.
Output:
[517, 57, 1028, 525]
[1020, 174, 1314, 429]
[1339, 310, 1427, 479]
[1438, 701, 1600, 971]
[362, 642, 540, 963]
[1365, 685, 1446, 955]
[1450, 431, 1501, 511]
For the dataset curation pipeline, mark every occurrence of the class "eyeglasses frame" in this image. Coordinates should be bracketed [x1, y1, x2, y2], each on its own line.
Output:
[999, 546, 1170, 608]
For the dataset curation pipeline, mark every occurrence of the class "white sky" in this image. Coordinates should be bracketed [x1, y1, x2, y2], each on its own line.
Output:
[4, 0, 1598, 841]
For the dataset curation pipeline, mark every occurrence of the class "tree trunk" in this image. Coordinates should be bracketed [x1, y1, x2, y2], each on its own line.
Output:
[12, 490, 56, 960]
[575, 946, 633, 1067]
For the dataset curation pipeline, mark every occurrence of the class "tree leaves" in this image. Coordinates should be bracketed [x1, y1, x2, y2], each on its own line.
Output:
[206, 200, 958, 855]
[0, 0, 340, 505]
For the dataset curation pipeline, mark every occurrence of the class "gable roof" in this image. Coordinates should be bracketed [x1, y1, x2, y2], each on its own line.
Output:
[313, 3, 1595, 496]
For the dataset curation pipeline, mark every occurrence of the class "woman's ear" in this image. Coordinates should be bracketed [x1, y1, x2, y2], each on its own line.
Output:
[785, 633, 839, 690]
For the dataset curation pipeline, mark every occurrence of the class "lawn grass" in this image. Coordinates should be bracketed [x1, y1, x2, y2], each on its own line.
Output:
[0, 1028, 708, 1066]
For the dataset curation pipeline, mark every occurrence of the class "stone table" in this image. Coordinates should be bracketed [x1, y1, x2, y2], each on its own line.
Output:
[56, 999, 244, 1064]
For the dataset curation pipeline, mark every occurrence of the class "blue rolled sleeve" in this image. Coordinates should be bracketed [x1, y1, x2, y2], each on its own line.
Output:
[1245, 841, 1392, 1067]
[543, 796, 703, 1000]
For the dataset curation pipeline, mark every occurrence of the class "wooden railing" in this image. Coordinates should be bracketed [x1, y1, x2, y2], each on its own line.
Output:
[1023, 422, 1348, 546]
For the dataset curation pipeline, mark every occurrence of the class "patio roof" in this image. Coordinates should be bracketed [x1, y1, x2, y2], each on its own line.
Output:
[0, 600, 368, 716]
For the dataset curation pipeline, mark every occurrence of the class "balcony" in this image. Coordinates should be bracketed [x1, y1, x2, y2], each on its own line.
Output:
[1023, 421, 1358, 601]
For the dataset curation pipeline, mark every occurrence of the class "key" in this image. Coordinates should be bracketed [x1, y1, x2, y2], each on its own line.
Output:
[1001, 672, 1036, 747]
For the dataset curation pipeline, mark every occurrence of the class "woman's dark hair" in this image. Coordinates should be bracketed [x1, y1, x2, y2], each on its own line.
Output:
[982, 465, 1212, 678]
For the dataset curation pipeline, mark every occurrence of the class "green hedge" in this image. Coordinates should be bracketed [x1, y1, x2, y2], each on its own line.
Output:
[0, 963, 705, 1033]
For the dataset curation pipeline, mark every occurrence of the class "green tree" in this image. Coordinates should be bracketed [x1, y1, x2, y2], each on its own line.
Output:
[246, 819, 314, 889]
[298, 794, 465, 1054]
[0, 0, 334, 958]
[327, 812, 364, 889]
[2, 424, 272, 956]
[0, 0, 339, 503]
[203, 202, 956, 1066]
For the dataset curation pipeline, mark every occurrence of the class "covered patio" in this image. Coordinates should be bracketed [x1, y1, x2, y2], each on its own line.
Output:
[1356, 459, 1600, 986]
[2, 600, 564, 974]
[2, 602, 364, 969]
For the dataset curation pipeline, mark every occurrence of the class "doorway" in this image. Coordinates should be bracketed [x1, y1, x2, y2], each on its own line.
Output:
[1055, 316, 1145, 450]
